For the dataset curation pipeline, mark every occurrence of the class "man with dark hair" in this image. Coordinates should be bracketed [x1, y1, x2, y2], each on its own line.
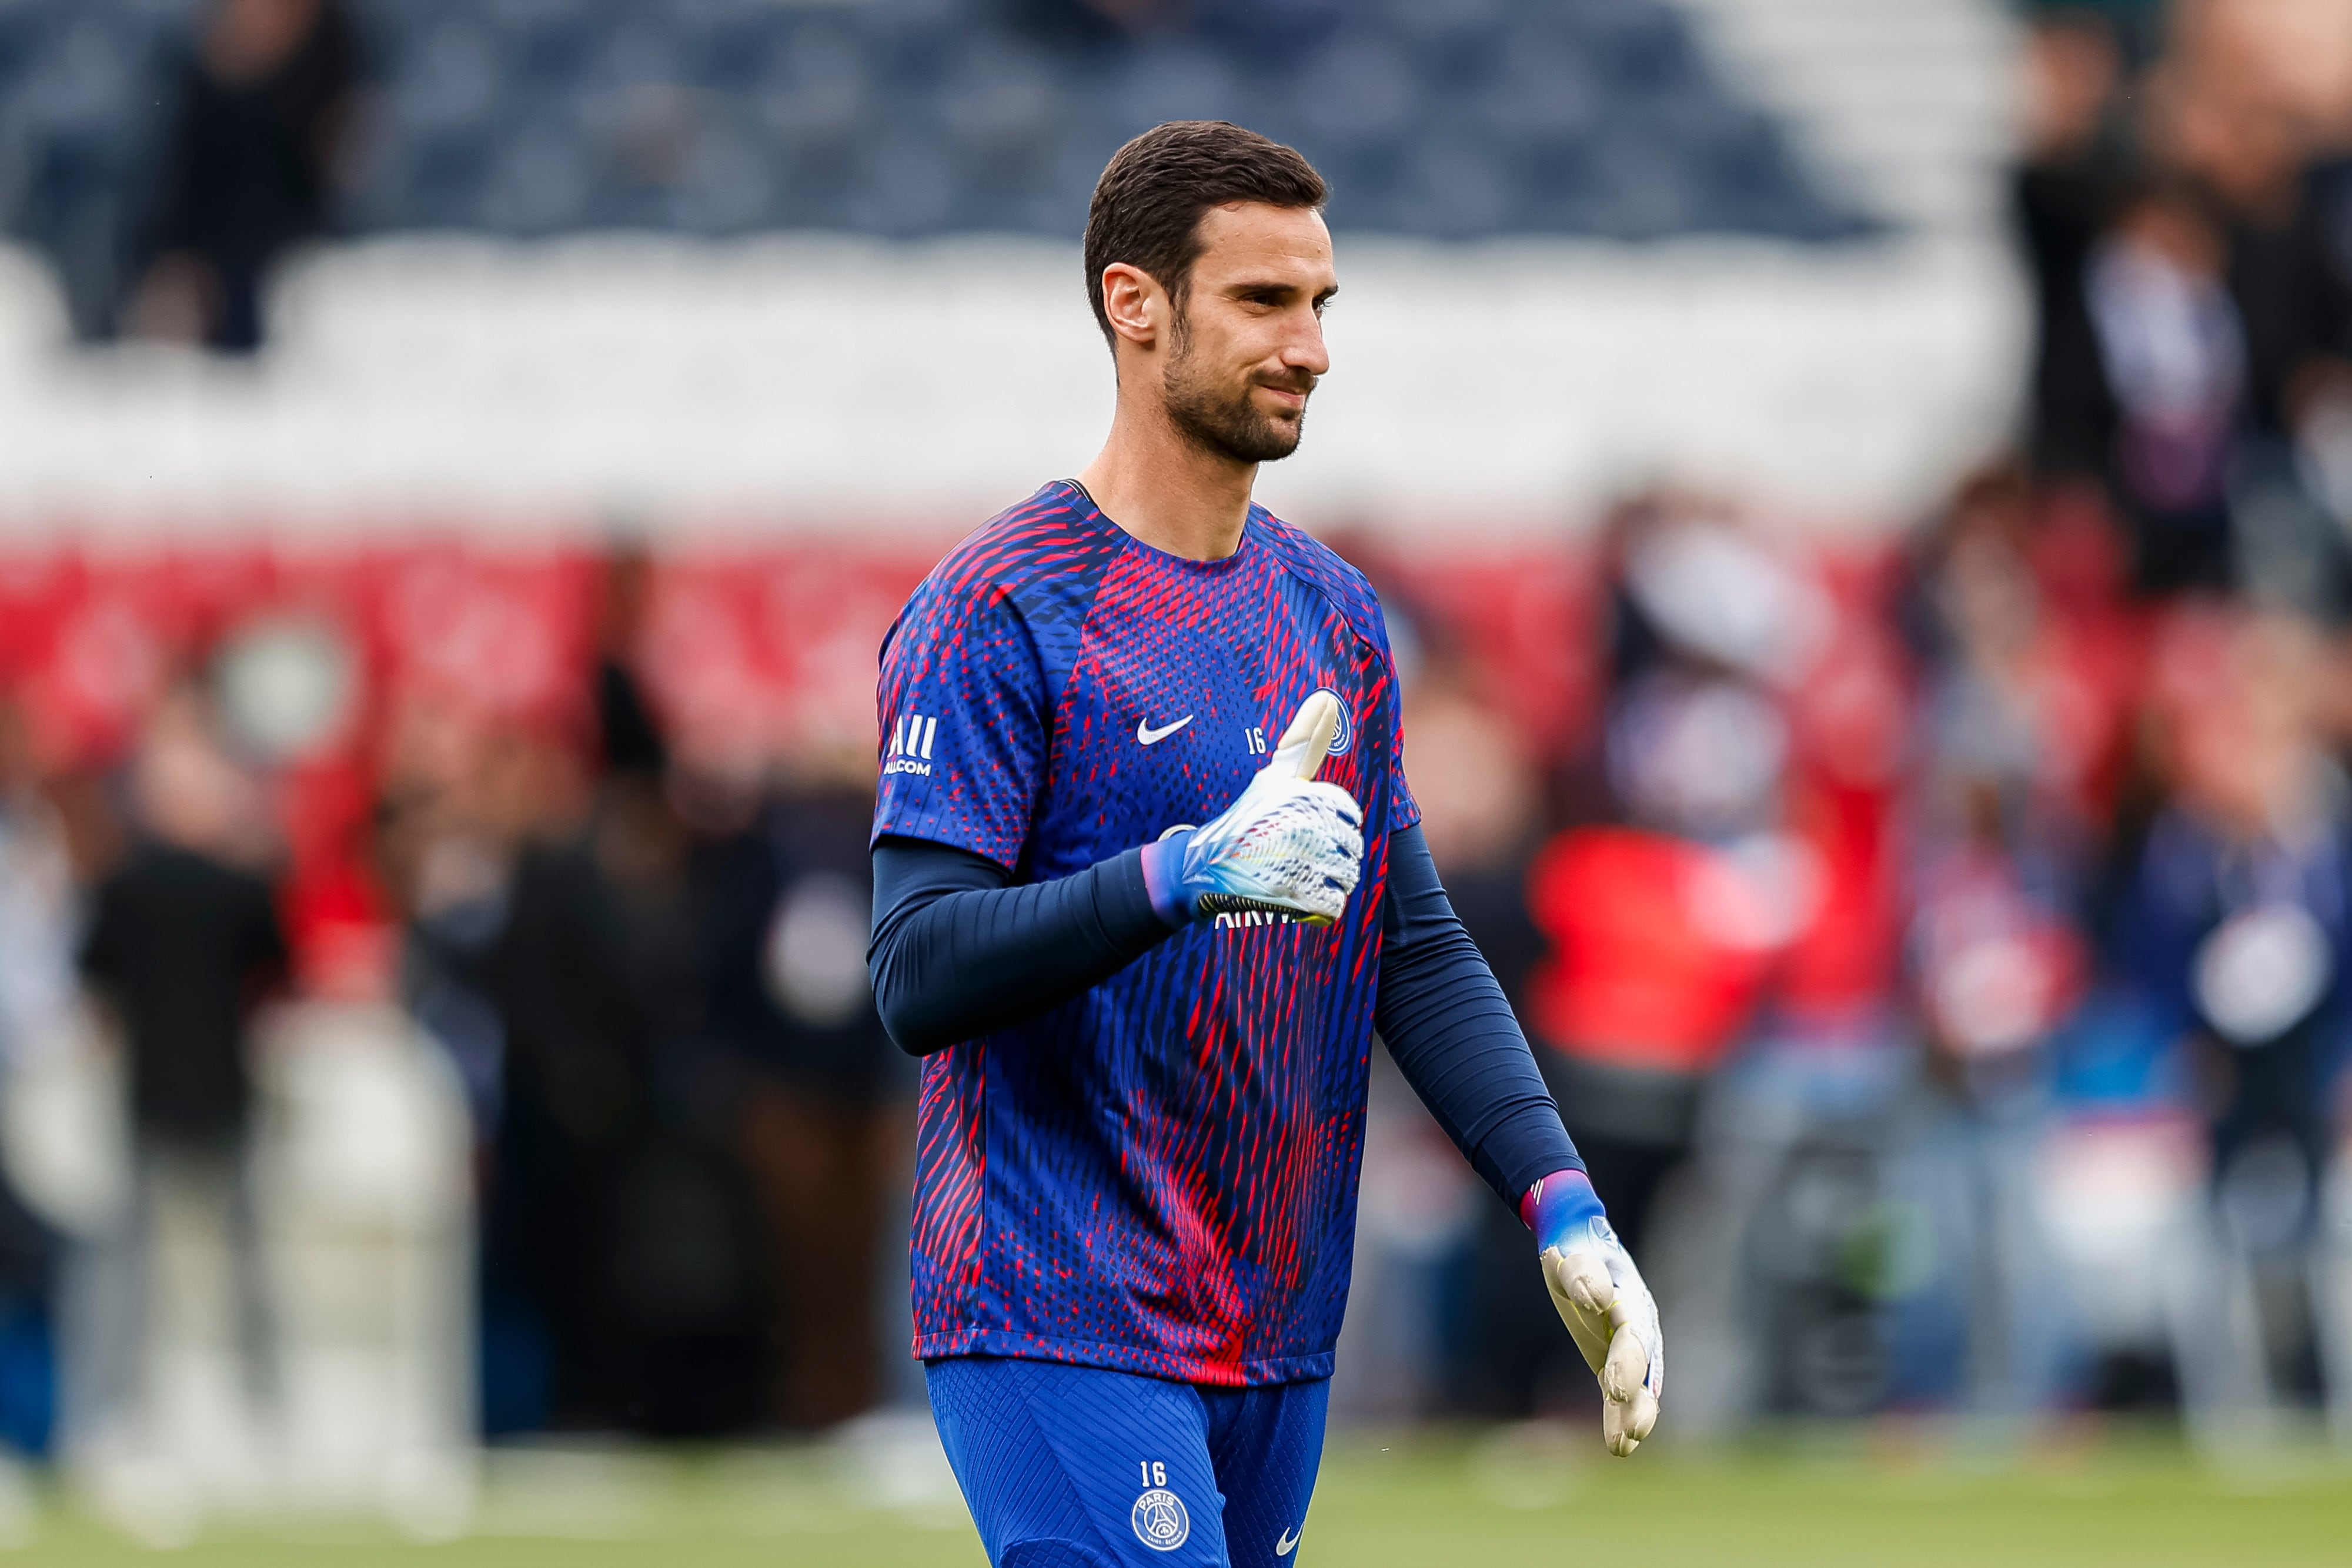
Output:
[867, 121, 1662, 1567]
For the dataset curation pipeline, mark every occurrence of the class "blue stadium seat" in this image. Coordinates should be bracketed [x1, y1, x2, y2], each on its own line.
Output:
[1478, 32, 1606, 150]
[1291, 38, 1422, 156]
[758, 23, 875, 203]
[385, 19, 500, 139]
[858, 0, 969, 93]
[1386, 133, 1515, 239]
[1381, 0, 1510, 79]
[2, 0, 1876, 250]
[478, 102, 593, 235]
[937, 37, 1065, 196]
[1091, 45, 1247, 148]
[846, 125, 957, 238]
[483, 0, 610, 95]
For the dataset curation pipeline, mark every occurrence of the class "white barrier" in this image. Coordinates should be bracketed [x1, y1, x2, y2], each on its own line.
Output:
[0, 229, 2024, 537]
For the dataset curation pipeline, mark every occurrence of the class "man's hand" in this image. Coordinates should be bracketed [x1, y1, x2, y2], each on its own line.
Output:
[1144, 691, 1364, 926]
[1526, 1168, 1663, 1456]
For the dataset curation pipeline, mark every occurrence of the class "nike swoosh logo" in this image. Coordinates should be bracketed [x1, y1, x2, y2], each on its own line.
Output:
[1136, 714, 1194, 745]
[1276, 1527, 1300, 1556]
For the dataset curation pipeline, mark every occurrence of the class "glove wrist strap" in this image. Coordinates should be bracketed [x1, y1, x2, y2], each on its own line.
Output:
[1522, 1166, 1602, 1249]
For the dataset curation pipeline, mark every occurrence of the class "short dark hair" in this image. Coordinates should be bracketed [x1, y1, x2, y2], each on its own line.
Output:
[1083, 121, 1326, 350]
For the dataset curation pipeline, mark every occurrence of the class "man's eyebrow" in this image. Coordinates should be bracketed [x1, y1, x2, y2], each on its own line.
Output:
[1228, 278, 1340, 299]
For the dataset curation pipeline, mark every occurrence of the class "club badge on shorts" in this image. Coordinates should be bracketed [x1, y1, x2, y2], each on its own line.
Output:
[1131, 1486, 1190, 1552]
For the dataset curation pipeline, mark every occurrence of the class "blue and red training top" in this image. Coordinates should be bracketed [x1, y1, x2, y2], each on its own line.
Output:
[873, 480, 1416, 1386]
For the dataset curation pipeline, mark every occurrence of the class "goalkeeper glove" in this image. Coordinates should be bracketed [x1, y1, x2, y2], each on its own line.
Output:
[1142, 691, 1365, 926]
[1526, 1168, 1663, 1456]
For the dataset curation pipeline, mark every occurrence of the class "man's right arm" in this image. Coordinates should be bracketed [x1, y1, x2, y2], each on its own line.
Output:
[867, 836, 1177, 1056]
[870, 565, 1122, 1057]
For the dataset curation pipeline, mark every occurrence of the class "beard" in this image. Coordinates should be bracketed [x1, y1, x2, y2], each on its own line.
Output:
[1162, 313, 1312, 464]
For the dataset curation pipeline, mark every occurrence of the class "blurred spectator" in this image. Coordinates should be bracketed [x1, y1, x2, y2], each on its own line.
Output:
[1578, 499, 1921, 1430]
[125, 0, 362, 353]
[2160, 53, 2352, 611]
[0, 703, 74, 1455]
[2126, 612, 2346, 1228]
[74, 692, 288, 1456]
[596, 549, 670, 783]
[2165, 83, 2346, 450]
[711, 768, 914, 1429]
[2109, 610, 2352, 1432]
[1393, 674, 1554, 1417]
[474, 736, 697, 1432]
[0, 703, 78, 1074]
[1404, 674, 1547, 1023]
[1464, 502, 1820, 1423]
[2016, 0, 2352, 608]
[2082, 176, 2246, 592]
[585, 563, 769, 1436]
[2016, 9, 2130, 481]
[375, 708, 600, 1438]
[82, 694, 284, 1155]
[1880, 488, 2096, 1417]
[377, 710, 530, 1148]
[1550, 502, 1825, 1241]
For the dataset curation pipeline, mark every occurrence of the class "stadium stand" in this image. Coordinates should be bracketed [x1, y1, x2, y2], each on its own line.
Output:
[0, 5, 2024, 530]
[2, 0, 1871, 273]
[1675, 0, 2016, 232]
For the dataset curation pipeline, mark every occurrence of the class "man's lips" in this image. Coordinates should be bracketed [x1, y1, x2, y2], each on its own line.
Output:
[1258, 383, 1312, 410]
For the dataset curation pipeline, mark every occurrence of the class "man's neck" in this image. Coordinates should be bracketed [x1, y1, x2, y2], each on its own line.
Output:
[1074, 404, 1257, 563]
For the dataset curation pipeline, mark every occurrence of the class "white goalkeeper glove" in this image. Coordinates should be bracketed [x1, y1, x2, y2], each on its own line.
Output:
[1143, 691, 1364, 926]
[1526, 1168, 1663, 1456]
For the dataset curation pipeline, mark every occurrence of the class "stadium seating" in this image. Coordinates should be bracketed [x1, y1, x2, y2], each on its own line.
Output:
[0, 0, 1872, 255]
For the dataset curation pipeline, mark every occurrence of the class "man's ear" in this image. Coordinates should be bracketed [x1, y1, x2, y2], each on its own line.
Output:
[1100, 262, 1163, 352]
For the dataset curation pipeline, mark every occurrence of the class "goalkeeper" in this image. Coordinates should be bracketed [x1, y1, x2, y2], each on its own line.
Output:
[869, 121, 1659, 1568]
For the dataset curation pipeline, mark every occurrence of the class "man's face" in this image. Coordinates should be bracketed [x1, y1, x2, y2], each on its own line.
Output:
[1160, 202, 1336, 464]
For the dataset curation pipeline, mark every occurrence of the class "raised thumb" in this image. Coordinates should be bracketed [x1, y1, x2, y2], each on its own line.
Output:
[1269, 691, 1341, 781]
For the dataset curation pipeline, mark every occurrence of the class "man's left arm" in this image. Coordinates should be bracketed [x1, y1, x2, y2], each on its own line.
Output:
[1374, 825, 1663, 1455]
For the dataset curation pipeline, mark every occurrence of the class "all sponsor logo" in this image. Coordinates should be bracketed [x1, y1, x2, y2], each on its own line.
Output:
[884, 712, 938, 777]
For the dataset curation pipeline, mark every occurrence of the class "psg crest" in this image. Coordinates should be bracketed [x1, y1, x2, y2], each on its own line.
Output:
[1313, 687, 1353, 755]
[1131, 1487, 1191, 1552]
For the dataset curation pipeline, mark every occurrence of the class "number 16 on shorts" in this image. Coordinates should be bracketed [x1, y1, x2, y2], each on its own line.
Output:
[1132, 1459, 1190, 1552]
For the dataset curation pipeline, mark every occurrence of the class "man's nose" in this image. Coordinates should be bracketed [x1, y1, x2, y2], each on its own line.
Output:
[1285, 313, 1330, 377]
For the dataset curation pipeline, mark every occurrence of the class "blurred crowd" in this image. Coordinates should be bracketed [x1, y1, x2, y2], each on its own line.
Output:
[1345, 0, 2352, 1444]
[1353, 475, 2352, 1443]
[0, 545, 926, 1519]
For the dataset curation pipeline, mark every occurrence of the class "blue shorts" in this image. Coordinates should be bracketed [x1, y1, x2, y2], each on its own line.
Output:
[926, 1356, 1329, 1568]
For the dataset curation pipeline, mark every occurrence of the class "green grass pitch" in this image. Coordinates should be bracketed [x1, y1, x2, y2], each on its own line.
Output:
[15, 1427, 2352, 1566]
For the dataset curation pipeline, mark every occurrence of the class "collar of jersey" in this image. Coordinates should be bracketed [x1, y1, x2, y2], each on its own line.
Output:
[1050, 479, 1261, 574]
